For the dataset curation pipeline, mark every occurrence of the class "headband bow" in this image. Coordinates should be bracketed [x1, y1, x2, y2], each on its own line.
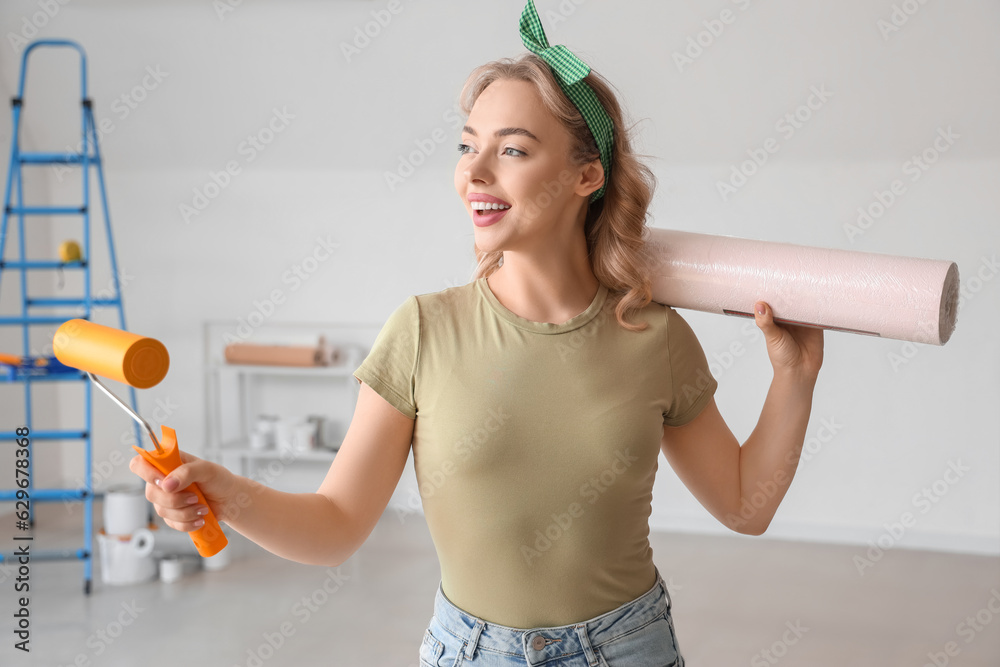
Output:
[519, 0, 614, 202]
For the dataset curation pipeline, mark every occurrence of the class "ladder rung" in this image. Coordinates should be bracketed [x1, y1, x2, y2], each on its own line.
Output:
[0, 549, 90, 562]
[5, 205, 86, 215]
[0, 371, 86, 383]
[19, 151, 99, 165]
[0, 315, 90, 325]
[0, 260, 86, 269]
[0, 488, 90, 501]
[28, 489, 91, 501]
[27, 297, 120, 307]
[0, 430, 88, 441]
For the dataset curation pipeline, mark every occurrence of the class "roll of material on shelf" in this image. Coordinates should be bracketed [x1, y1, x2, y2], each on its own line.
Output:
[52, 319, 170, 388]
[646, 228, 960, 345]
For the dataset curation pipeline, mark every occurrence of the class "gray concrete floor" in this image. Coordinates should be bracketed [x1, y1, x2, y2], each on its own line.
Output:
[0, 502, 998, 666]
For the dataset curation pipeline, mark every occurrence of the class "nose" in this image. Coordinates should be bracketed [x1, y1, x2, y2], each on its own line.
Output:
[462, 148, 495, 185]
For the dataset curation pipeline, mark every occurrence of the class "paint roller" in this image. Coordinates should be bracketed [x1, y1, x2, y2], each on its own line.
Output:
[52, 319, 227, 557]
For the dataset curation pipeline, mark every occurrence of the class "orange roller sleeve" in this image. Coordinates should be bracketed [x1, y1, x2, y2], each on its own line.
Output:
[52, 319, 169, 389]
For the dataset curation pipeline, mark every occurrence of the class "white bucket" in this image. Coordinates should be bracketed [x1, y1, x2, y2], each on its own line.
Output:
[97, 529, 157, 585]
[103, 484, 150, 536]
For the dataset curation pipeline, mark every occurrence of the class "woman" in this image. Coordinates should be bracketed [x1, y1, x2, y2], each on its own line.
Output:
[130, 2, 823, 665]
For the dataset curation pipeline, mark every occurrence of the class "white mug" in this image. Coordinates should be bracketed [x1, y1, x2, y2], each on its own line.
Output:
[274, 420, 294, 455]
[159, 555, 184, 583]
[292, 421, 317, 453]
[321, 420, 342, 451]
[249, 430, 269, 451]
[255, 415, 278, 448]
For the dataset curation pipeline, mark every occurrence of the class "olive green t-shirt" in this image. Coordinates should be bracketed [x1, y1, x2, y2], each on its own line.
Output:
[352, 276, 717, 629]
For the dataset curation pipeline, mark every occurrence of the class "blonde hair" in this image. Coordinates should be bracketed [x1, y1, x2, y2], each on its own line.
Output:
[460, 52, 657, 333]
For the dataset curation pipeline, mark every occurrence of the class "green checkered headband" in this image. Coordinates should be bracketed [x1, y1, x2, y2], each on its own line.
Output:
[519, 0, 614, 202]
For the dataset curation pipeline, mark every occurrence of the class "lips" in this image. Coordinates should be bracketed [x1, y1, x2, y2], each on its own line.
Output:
[468, 193, 511, 227]
[472, 205, 510, 228]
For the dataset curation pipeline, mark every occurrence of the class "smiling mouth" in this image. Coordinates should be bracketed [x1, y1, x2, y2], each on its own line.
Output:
[475, 208, 511, 218]
[471, 205, 511, 225]
[470, 201, 512, 214]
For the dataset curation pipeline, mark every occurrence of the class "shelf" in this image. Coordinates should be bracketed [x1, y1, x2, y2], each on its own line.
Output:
[210, 362, 357, 378]
[220, 446, 340, 462]
[203, 320, 379, 492]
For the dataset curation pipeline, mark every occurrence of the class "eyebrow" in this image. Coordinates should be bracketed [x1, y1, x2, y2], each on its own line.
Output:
[463, 125, 540, 143]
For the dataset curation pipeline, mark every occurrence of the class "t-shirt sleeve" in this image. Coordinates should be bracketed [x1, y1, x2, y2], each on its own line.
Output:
[662, 306, 718, 427]
[353, 295, 419, 420]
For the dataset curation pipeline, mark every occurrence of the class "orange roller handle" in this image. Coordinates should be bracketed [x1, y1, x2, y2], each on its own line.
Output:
[53, 318, 169, 389]
[133, 425, 228, 557]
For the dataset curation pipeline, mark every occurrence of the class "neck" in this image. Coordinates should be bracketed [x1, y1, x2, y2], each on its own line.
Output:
[486, 225, 600, 325]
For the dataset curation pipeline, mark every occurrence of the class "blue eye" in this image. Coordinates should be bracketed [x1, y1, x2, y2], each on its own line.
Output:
[456, 143, 525, 157]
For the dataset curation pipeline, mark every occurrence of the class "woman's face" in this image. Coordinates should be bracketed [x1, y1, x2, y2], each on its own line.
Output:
[454, 78, 600, 254]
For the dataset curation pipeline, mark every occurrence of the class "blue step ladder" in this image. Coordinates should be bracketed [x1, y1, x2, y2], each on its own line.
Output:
[0, 39, 143, 595]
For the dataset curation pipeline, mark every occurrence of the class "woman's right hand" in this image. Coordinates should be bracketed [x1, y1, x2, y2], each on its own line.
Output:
[129, 449, 239, 533]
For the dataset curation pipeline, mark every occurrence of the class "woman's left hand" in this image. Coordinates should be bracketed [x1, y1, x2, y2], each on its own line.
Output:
[753, 300, 824, 380]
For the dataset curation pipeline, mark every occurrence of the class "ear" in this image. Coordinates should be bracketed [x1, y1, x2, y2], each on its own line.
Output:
[575, 158, 605, 199]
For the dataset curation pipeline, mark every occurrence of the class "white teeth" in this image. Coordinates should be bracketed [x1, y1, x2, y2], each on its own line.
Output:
[471, 201, 511, 210]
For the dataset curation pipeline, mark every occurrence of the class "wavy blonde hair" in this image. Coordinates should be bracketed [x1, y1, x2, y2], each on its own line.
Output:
[460, 52, 658, 332]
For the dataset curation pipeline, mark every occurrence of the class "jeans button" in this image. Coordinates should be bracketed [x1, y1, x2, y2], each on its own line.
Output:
[531, 635, 546, 650]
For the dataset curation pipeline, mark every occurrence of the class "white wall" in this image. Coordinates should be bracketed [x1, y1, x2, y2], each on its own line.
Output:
[0, 0, 997, 556]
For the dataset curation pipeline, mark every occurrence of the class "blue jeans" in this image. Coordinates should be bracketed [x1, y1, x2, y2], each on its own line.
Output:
[419, 566, 685, 666]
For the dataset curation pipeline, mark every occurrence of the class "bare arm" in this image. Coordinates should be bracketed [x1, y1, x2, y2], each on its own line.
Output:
[660, 370, 817, 536]
[660, 300, 823, 536]
[131, 381, 414, 567]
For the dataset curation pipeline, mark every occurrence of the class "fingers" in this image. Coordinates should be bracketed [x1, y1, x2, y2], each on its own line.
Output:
[128, 455, 208, 533]
[128, 453, 162, 486]
[178, 449, 201, 465]
[753, 301, 770, 322]
[753, 301, 780, 340]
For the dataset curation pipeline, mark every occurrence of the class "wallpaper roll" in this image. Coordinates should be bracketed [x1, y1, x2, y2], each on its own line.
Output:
[646, 228, 960, 345]
[223, 342, 321, 367]
[53, 319, 170, 388]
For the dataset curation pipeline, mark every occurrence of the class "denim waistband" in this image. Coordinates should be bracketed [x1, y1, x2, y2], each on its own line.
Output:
[431, 566, 672, 664]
